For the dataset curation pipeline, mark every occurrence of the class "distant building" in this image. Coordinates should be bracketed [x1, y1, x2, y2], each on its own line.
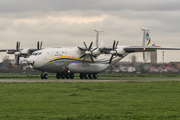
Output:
[151, 51, 157, 64]
[151, 44, 157, 64]
[131, 55, 137, 65]
[118, 66, 136, 73]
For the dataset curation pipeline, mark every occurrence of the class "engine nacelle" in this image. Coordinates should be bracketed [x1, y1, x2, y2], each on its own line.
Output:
[116, 47, 126, 55]
[15, 48, 29, 58]
[21, 48, 29, 55]
[92, 48, 101, 56]
[15, 51, 21, 56]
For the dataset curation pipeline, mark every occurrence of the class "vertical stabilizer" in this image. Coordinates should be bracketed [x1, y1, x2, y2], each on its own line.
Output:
[141, 28, 151, 61]
[94, 29, 104, 47]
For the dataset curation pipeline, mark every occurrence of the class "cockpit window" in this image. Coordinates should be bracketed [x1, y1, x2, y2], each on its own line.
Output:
[32, 52, 42, 56]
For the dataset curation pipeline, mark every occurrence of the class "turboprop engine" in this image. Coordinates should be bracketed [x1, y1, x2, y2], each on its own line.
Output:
[12, 41, 43, 65]
[78, 42, 101, 63]
[109, 41, 126, 64]
[91, 47, 101, 56]
[116, 47, 126, 55]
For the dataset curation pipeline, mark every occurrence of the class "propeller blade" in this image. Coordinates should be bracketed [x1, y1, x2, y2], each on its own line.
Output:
[109, 55, 114, 64]
[15, 55, 20, 65]
[115, 41, 119, 48]
[92, 47, 98, 52]
[37, 41, 39, 50]
[18, 42, 20, 50]
[82, 58, 86, 63]
[16, 42, 18, 51]
[90, 55, 94, 63]
[79, 54, 86, 59]
[78, 46, 83, 50]
[91, 54, 96, 58]
[83, 42, 88, 50]
[40, 41, 43, 49]
[88, 42, 93, 51]
[16, 42, 19, 52]
[112, 40, 116, 50]
[17, 56, 19, 65]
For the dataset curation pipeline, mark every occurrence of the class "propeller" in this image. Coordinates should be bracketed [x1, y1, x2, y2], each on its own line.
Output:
[109, 40, 119, 64]
[79, 42, 97, 63]
[15, 41, 43, 65]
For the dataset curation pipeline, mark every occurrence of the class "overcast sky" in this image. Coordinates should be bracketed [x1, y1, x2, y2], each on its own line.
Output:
[0, 0, 180, 63]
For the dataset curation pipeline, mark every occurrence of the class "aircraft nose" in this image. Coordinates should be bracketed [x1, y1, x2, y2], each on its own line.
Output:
[27, 57, 35, 66]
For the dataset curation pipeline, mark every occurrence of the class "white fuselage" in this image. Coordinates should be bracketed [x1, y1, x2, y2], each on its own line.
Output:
[27, 47, 124, 73]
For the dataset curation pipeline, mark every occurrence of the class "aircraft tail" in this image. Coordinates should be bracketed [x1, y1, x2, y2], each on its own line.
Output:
[94, 29, 104, 48]
[141, 28, 151, 61]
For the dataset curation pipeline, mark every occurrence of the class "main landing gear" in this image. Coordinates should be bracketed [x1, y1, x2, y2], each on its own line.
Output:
[41, 72, 74, 79]
[56, 73, 74, 79]
[40, 72, 98, 79]
[79, 73, 98, 79]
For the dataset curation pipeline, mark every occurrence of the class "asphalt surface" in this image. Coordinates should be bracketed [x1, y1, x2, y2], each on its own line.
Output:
[1, 78, 180, 82]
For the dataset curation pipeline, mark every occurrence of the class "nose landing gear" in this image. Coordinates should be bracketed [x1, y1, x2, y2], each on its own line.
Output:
[41, 73, 48, 79]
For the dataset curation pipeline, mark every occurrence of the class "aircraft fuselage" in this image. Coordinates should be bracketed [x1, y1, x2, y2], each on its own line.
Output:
[27, 47, 122, 73]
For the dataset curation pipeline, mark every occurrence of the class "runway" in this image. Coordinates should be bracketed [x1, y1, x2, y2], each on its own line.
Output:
[1, 78, 180, 82]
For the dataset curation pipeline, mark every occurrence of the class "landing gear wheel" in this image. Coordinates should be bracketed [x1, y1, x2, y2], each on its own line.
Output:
[56, 73, 61, 79]
[44, 73, 48, 79]
[41, 74, 44, 79]
[88, 73, 93, 79]
[93, 73, 98, 79]
[61, 73, 65, 79]
[66, 73, 70, 79]
[84, 73, 88, 79]
[80, 73, 84, 79]
[70, 73, 74, 79]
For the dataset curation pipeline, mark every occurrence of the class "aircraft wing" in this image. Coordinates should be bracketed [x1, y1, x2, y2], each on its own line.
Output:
[0, 49, 16, 53]
[101, 46, 180, 53]
[0, 41, 43, 56]
[123, 46, 180, 53]
[0, 48, 38, 54]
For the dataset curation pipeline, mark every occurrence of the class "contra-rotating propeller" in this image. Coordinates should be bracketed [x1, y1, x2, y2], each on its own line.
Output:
[15, 41, 43, 65]
[79, 42, 98, 63]
[109, 40, 122, 64]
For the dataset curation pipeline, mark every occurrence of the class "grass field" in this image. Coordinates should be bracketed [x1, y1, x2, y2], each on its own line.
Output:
[0, 81, 180, 120]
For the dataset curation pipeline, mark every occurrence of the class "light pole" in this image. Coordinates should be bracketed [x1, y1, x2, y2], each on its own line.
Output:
[162, 51, 164, 63]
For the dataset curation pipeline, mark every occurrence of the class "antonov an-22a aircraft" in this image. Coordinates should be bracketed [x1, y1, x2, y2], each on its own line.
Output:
[2, 28, 180, 79]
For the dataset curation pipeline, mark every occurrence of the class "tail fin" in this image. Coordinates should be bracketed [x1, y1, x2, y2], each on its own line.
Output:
[142, 28, 151, 46]
[141, 28, 151, 61]
[94, 29, 104, 48]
